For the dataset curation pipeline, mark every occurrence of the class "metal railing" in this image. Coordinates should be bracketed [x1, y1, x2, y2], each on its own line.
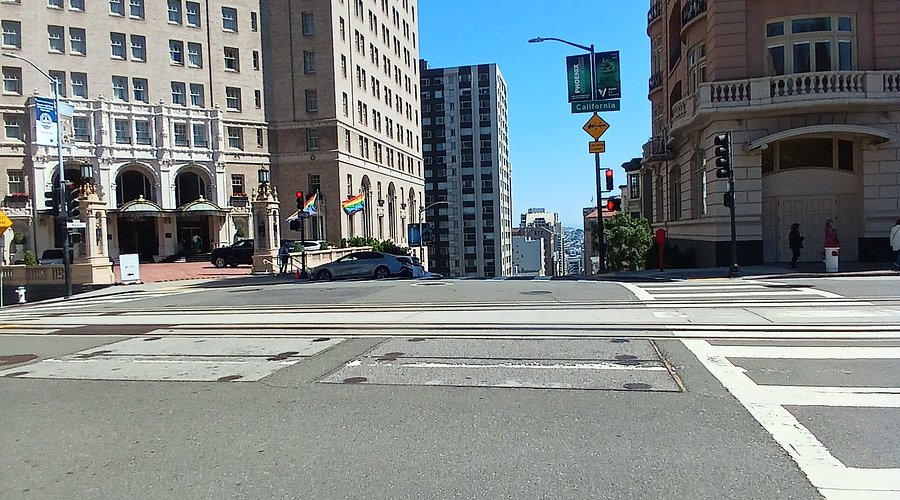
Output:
[648, 0, 662, 24]
[681, 0, 707, 26]
[649, 71, 663, 93]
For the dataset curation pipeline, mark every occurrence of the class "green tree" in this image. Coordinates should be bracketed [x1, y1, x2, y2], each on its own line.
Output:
[22, 249, 36, 266]
[604, 213, 652, 271]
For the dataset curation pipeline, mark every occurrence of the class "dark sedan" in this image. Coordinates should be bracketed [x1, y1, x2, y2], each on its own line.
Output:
[210, 239, 254, 268]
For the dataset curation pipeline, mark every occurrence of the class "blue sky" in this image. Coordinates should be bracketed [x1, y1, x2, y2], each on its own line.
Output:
[419, 1, 651, 228]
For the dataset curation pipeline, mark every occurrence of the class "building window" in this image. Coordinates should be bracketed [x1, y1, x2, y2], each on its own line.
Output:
[114, 118, 131, 144]
[224, 47, 239, 71]
[187, 42, 202, 67]
[256, 128, 263, 147]
[2, 66, 21, 95]
[225, 86, 241, 111]
[766, 15, 855, 75]
[71, 0, 85, 9]
[3, 114, 22, 140]
[306, 128, 319, 150]
[173, 122, 189, 147]
[48, 25, 65, 53]
[109, 0, 124, 16]
[128, 0, 144, 18]
[130, 35, 146, 61]
[111, 75, 128, 101]
[227, 126, 243, 149]
[629, 173, 641, 199]
[231, 175, 244, 196]
[339, 17, 346, 41]
[342, 92, 349, 116]
[171, 81, 185, 105]
[252, 50, 260, 70]
[168, 40, 184, 64]
[254, 89, 261, 108]
[168, 0, 182, 23]
[192, 123, 207, 147]
[185, 2, 201, 27]
[250, 12, 258, 31]
[134, 119, 151, 145]
[48, 0, 63, 8]
[222, 7, 237, 32]
[6, 169, 23, 194]
[48, 70, 66, 96]
[305, 89, 318, 112]
[2, 21, 21, 49]
[302, 12, 314, 35]
[762, 138, 855, 174]
[110, 32, 128, 59]
[688, 43, 706, 93]
[341, 55, 347, 78]
[70, 72, 87, 97]
[132, 77, 148, 102]
[303, 51, 315, 73]
[72, 116, 90, 142]
[308, 173, 320, 194]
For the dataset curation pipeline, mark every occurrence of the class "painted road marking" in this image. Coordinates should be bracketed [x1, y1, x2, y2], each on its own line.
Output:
[683, 339, 900, 499]
[0, 336, 343, 382]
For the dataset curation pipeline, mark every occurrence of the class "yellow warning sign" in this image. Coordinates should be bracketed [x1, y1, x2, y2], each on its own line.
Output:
[589, 141, 606, 153]
[582, 113, 610, 140]
[0, 208, 12, 232]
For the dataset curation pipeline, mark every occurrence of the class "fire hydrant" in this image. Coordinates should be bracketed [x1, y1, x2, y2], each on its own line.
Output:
[16, 286, 26, 304]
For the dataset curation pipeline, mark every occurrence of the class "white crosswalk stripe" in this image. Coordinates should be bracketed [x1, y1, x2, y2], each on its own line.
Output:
[684, 339, 900, 499]
[1, 288, 199, 319]
[620, 278, 845, 303]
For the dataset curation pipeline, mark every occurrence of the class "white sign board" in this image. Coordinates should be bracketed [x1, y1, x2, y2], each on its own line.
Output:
[119, 253, 141, 284]
[66, 220, 87, 229]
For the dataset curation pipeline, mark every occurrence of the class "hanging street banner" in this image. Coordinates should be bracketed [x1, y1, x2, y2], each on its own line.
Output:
[594, 50, 621, 99]
[566, 54, 592, 103]
[33, 96, 75, 147]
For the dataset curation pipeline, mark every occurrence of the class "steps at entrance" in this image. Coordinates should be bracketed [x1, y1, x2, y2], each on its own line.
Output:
[184, 253, 211, 263]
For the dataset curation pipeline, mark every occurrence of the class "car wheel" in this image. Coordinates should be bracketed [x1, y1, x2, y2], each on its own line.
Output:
[316, 269, 333, 281]
[374, 266, 390, 279]
[213, 257, 227, 268]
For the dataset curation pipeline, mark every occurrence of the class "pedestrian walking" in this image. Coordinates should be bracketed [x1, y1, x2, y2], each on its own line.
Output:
[824, 219, 839, 248]
[278, 241, 289, 274]
[890, 218, 900, 269]
[788, 222, 804, 268]
[191, 234, 202, 253]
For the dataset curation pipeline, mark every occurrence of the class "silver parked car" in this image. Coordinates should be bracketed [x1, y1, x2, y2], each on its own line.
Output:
[312, 251, 405, 280]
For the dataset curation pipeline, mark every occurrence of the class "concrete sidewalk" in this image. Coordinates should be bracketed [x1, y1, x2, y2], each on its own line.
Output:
[113, 261, 252, 283]
[600, 261, 899, 281]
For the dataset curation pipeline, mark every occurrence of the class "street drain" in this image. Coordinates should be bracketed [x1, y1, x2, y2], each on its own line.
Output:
[267, 351, 299, 361]
[312, 337, 331, 342]
[407, 338, 426, 342]
[217, 375, 243, 382]
[623, 383, 652, 390]
[143, 337, 162, 342]
[610, 339, 630, 344]
[343, 377, 367, 384]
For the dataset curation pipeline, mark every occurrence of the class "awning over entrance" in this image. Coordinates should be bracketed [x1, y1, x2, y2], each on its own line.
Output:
[175, 197, 230, 217]
[113, 196, 165, 217]
[746, 125, 896, 151]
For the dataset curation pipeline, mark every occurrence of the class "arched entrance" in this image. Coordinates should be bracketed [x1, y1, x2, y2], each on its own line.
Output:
[387, 183, 397, 241]
[115, 167, 160, 261]
[174, 169, 212, 254]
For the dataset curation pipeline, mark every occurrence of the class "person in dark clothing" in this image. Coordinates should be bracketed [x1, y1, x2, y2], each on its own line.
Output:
[789, 223, 804, 268]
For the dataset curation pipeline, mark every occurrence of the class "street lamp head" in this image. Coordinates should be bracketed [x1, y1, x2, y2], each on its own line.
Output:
[2, 52, 20, 59]
[527, 37, 544, 43]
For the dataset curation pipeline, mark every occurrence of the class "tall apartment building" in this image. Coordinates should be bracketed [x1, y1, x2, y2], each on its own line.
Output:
[262, 0, 423, 245]
[0, 0, 269, 262]
[639, 0, 900, 267]
[519, 207, 565, 275]
[420, 61, 512, 278]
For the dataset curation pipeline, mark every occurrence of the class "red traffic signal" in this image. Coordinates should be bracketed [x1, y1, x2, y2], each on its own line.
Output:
[295, 190, 304, 209]
[605, 198, 622, 212]
[604, 169, 614, 191]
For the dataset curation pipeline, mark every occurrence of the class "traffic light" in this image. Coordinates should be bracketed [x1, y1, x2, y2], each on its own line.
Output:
[714, 133, 732, 179]
[289, 219, 302, 231]
[606, 198, 622, 212]
[604, 169, 614, 191]
[295, 191, 304, 210]
[65, 182, 80, 219]
[44, 188, 58, 216]
[724, 192, 734, 208]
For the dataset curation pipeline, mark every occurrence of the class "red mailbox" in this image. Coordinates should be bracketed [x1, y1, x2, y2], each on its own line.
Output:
[655, 228, 667, 271]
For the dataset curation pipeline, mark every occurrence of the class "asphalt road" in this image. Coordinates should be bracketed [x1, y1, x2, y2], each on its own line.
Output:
[0, 275, 897, 499]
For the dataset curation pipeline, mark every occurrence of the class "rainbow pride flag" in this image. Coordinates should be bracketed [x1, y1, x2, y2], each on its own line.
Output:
[303, 192, 318, 215]
[341, 193, 365, 215]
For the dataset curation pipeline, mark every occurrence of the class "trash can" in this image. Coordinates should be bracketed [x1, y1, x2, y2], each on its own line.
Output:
[824, 247, 840, 272]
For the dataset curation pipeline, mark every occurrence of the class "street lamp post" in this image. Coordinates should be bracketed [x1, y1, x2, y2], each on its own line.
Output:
[3, 52, 72, 297]
[528, 36, 607, 274]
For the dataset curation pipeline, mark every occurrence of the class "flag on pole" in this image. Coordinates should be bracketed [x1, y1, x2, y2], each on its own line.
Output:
[303, 192, 318, 215]
[341, 193, 365, 215]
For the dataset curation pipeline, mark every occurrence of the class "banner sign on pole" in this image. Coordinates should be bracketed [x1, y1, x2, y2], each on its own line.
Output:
[407, 223, 422, 247]
[594, 51, 621, 99]
[566, 54, 592, 103]
[34, 97, 58, 147]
